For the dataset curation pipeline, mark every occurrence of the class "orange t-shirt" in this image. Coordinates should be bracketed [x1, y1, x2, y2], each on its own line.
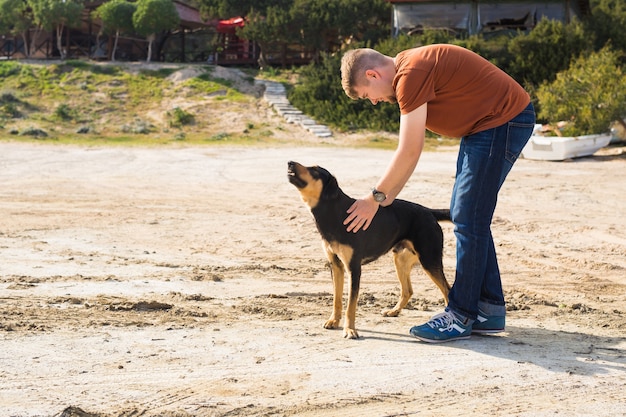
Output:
[394, 44, 530, 138]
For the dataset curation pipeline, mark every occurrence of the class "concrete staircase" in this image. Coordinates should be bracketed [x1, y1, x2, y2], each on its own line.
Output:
[256, 80, 333, 138]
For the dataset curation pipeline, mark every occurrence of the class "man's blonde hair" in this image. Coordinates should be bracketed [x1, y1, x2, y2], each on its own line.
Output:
[340, 48, 387, 100]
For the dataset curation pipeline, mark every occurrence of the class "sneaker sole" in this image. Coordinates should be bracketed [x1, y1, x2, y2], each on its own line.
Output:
[411, 334, 471, 343]
[472, 328, 505, 334]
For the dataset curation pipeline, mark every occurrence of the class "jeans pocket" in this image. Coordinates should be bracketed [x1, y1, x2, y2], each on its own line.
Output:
[504, 103, 536, 164]
[504, 122, 534, 164]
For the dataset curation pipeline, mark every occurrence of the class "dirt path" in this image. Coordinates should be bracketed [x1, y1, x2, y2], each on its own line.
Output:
[1, 142, 625, 416]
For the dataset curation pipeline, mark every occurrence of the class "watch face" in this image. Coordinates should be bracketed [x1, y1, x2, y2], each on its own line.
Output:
[373, 190, 386, 202]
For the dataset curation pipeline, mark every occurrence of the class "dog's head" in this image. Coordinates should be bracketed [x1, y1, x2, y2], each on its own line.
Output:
[287, 161, 339, 209]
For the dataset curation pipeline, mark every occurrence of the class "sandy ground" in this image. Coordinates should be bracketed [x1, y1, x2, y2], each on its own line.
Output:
[1, 140, 625, 417]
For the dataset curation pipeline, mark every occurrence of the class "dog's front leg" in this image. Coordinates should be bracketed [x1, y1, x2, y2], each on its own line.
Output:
[323, 253, 344, 331]
[343, 263, 361, 339]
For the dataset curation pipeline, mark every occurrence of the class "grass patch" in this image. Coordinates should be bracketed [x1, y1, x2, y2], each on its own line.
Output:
[0, 61, 22, 77]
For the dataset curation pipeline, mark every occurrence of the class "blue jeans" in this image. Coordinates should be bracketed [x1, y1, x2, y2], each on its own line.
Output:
[447, 102, 535, 321]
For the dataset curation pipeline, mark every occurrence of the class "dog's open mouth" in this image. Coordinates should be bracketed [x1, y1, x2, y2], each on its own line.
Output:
[287, 161, 308, 188]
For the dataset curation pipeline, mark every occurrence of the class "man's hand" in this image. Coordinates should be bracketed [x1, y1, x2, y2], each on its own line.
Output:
[344, 194, 380, 233]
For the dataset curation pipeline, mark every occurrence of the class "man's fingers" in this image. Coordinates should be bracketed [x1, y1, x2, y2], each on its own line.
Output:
[349, 219, 362, 233]
[344, 198, 376, 233]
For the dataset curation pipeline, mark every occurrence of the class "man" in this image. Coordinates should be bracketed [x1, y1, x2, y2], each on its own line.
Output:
[340, 44, 535, 343]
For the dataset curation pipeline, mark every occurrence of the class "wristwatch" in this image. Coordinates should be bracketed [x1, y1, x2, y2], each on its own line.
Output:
[371, 188, 387, 203]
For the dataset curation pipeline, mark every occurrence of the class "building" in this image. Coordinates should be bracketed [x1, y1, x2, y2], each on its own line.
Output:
[388, 0, 591, 36]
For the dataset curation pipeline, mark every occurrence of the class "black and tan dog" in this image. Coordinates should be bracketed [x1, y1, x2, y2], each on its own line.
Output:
[288, 161, 452, 339]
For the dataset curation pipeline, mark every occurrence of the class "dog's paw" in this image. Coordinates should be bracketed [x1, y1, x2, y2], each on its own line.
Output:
[343, 328, 360, 339]
[323, 319, 340, 329]
[382, 308, 401, 317]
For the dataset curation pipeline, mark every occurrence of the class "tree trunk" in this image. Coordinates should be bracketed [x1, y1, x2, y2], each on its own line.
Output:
[28, 27, 41, 58]
[20, 32, 30, 58]
[146, 33, 155, 62]
[112, 30, 120, 61]
[56, 24, 66, 60]
[257, 42, 269, 70]
[147, 40, 153, 62]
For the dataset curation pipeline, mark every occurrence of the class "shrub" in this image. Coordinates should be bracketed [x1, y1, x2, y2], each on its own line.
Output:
[585, 0, 626, 53]
[169, 107, 195, 127]
[2, 102, 21, 118]
[90, 65, 120, 75]
[0, 92, 18, 103]
[121, 119, 154, 134]
[375, 33, 432, 55]
[288, 52, 400, 132]
[54, 104, 76, 121]
[0, 92, 21, 118]
[506, 18, 592, 87]
[454, 33, 514, 73]
[19, 126, 48, 138]
[0, 61, 21, 78]
[536, 46, 626, 135]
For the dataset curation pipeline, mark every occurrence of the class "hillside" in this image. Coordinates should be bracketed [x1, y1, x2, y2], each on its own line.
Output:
[0, 60, 343, 146]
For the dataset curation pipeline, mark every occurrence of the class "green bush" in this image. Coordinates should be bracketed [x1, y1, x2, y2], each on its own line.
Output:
[536, 46, 626, 135]
[90, 64, 121, 75]
[0, 61, 22, 78]
[54, 104, 76, 121]
[374, 34, 419, 56]
[455, 33, 514, 73]
[2, 102, 21, 118]
[585, 0, 626, 53]
[19, 126, 48, 138]
[375, 31, 450, 56]
[288, 52, 400, 132]
[169, 107, 195, 127]
[506, 18, 592, 87]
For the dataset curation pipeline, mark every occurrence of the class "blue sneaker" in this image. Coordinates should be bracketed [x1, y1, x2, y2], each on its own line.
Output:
[472, 309, 505, 334]
[409, 309, 471, 343]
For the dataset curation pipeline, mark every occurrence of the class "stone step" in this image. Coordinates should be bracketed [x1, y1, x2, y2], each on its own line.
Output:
[256, 79, 332, 138]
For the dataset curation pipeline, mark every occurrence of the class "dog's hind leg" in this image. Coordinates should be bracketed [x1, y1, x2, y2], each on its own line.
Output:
[383, 240, 419, 317]
[412, 227, 451, 304]
[323, 249, 345, 331]
[421, 262, 451, 305]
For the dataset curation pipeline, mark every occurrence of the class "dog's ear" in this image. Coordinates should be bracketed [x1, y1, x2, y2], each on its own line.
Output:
[317, 167, 340, 200]
[324, 176, 340, 200]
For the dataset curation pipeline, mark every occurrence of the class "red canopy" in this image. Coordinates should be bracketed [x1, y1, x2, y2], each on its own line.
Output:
[216, 17, 245, 34]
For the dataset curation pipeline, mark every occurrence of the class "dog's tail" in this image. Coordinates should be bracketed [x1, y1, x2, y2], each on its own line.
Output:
[431, 209, 451, 222]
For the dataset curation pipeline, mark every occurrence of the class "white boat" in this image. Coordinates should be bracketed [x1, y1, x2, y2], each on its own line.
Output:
[521, 130, 612, 161]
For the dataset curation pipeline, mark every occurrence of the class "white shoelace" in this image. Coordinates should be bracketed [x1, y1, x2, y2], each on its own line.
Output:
[427, 311, 458, 330]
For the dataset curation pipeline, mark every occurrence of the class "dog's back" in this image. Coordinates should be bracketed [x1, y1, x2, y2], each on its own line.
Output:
[356, 199, 448, 264]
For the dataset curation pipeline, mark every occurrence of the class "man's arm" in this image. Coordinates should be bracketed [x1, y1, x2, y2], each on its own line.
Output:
[344, 103, 428, 232]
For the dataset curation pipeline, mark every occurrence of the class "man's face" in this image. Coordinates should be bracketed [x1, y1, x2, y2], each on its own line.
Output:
[354, 72, 397, 105]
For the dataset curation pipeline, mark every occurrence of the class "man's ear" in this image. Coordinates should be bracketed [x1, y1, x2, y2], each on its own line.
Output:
[365, 69, 379, 80]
